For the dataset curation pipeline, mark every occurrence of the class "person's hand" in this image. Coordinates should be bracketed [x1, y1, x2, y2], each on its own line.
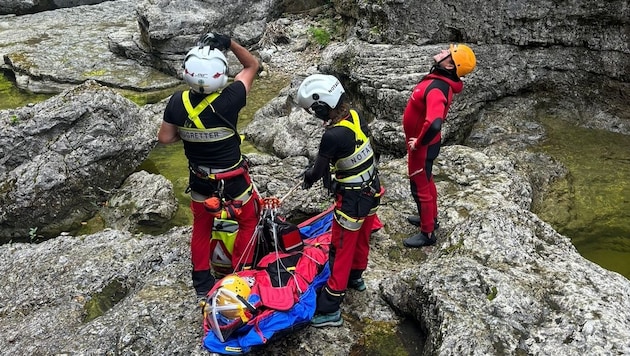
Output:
[197, 32, 231, 51]
[302, 178, 313, 190]
[407, 137, 418, 151]
[302, 169, 314, 190]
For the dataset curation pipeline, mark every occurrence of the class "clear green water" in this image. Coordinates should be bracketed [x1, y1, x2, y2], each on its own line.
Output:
[534, 116, 630, 280]
[0, 72, 53, 109]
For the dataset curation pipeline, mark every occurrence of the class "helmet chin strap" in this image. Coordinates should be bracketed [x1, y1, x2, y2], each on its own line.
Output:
[430, 63, 460, 81]
[433, 54, 455, 71]
[436, 53, 452, 65]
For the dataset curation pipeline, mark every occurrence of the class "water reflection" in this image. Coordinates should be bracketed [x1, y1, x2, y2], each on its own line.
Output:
[534, 116, 630, 279]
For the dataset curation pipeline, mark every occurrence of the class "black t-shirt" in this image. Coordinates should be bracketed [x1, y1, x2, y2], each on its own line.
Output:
[163, 81, 246, 169]
[319, 126, 356, 162]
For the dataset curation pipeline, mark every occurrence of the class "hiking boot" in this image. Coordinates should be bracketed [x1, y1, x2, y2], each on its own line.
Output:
[347, 278, 366, 292]
[406, 215, 421, 226]
[403, 232, 436, 248]
[311, 309, 343, 327]
[406, 216, 440, 230]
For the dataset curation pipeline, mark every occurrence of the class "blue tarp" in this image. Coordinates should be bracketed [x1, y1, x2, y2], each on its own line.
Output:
[298, 210, 333, 239]
[202, 264, 330, 354]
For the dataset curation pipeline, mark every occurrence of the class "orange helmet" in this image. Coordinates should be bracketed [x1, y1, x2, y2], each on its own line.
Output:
[449, 44, 477, 77]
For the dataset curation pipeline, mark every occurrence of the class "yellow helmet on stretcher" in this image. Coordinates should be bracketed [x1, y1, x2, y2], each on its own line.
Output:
[214, 275, 251, 319]
[204, 274, 253, 342]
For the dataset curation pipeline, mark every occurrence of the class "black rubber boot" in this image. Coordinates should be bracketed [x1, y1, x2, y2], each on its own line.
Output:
[406, 215, 420, 226]
[192, 269, 215, 298]
[406, 216, 440, 230]
[403, 232, 436, 248]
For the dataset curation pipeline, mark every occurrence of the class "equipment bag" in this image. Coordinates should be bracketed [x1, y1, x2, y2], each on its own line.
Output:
[263, 216, 304, 253]
[210, 218, 239, 278]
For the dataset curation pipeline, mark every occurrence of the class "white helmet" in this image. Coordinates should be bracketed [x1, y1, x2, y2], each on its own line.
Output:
[183, 46, 228, 93]
[296, 74, 345, 119]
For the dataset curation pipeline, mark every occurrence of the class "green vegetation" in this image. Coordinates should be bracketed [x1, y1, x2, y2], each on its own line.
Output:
[309, 26, 331, 47]
[83, 69, 107, 77]
[75, 215, 106, 236]
[82, 278, 128, 323]
[358, 320, 408, 355]
[350, 318, 422, 356]
[487, 286, 498, 301]
[307, 13, 349, 49]
[443, 239, 464, 254]
[28, 227, 38, 242]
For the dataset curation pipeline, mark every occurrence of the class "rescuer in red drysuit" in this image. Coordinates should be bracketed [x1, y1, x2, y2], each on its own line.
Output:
[402, 44, 477, 247]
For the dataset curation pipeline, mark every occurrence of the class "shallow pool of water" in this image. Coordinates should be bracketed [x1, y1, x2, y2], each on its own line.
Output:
[0, 72, 52, 109]
[534, 116, 630, 280]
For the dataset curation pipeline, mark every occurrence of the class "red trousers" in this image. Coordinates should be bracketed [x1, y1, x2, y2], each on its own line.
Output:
[408, 142, 439, 233]
[190, 191, 260, 272]
[315, 213, 377, 314]
[327, 214, 376, 291]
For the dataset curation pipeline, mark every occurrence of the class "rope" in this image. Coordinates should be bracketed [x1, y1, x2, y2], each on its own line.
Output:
[233, 180, 303, 286]
[280, 181, 302, 204]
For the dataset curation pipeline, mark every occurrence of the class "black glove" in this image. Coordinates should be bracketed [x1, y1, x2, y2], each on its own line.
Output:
[197, 32, 231, 51]
[302, 169, 314, 190]
[302, 177, 313, 190]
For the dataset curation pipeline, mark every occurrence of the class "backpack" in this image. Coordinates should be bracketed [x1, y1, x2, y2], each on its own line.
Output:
[210, 217, 239, 278]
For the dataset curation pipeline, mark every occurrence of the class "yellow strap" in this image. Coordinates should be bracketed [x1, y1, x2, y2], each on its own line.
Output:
[182, 90, 221, 129]
[332, 109, 374, 175]
[333, 209, 365, 231]
[333, 110, 368, 143]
